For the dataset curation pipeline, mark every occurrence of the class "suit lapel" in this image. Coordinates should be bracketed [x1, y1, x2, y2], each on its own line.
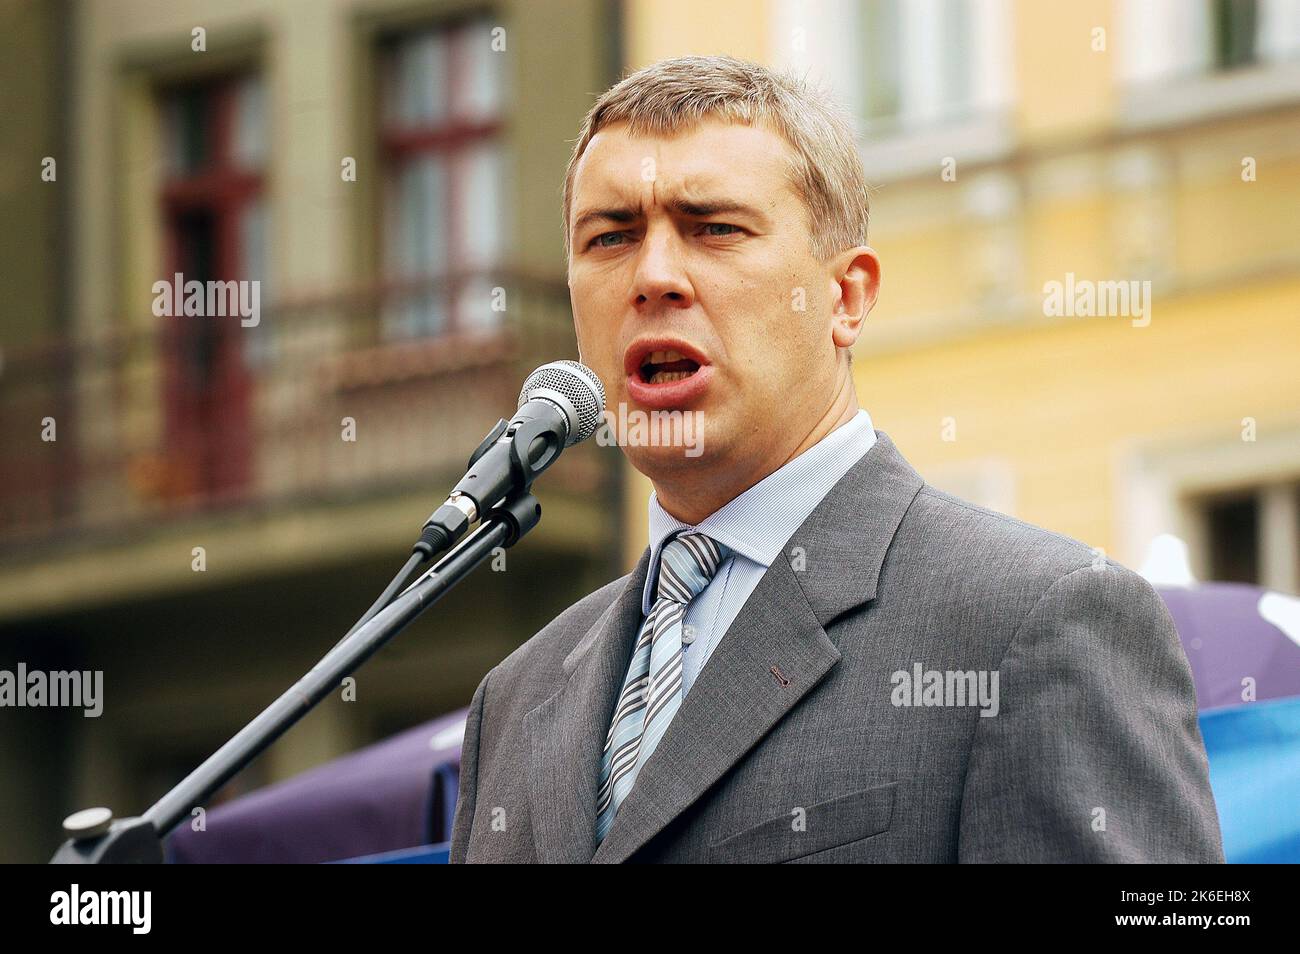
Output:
[522, 548, 651, 863]
[591, 430, 924, 863]
[590, 553, 840, 863]
[524, 430, 924, 863]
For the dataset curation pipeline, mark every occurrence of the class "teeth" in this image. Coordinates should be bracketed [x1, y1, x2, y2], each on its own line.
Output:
[649, 370, 693, 384]
[643, 348, 687, 367]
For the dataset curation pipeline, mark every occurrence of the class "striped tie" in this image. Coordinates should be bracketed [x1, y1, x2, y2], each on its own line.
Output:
[595, 531, 732, 843]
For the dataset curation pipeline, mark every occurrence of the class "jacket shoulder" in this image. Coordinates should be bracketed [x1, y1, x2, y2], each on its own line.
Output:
[898, 483, 1137, 606]
[914, 483, 1097, 561]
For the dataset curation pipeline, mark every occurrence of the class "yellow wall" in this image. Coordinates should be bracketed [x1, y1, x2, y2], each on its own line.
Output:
[1015, 0, 1113, 142]
[861, 273, 1300, 561]
[625, 0, 770, 68]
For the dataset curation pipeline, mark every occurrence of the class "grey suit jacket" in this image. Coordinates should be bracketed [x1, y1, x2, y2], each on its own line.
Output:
[450, 431, 1224, 863]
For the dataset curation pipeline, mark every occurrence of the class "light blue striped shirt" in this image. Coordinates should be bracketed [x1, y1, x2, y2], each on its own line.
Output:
[642, 409, 877, 697]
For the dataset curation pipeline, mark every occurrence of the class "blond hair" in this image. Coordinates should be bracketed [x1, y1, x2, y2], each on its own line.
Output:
[563, 55, 869, 264]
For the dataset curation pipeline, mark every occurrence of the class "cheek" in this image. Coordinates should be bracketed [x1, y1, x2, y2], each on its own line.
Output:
[731, 322, 820, 401]
[571, 295, 612, 353]
[572, 321, 622, 395]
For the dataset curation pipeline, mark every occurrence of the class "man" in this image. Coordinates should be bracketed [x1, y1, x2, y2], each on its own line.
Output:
[450, 56, 1224, 863]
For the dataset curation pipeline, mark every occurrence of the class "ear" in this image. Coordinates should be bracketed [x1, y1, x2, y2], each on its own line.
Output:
[829, 246, 881, 350]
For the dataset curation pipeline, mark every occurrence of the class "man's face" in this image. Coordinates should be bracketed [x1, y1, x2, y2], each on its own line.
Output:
[567, 118, 862, 483]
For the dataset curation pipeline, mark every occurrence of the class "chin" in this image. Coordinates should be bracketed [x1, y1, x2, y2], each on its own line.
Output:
[621, 440, 712, 481]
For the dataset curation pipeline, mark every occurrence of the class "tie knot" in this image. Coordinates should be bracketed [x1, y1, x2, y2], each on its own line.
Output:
[655, 532, 731, 605]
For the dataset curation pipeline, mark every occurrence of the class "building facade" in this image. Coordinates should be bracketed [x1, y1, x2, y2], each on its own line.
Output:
[0, 0, 623, 863]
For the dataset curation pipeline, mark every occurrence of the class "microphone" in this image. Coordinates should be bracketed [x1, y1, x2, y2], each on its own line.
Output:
[415, 360, 606, 558]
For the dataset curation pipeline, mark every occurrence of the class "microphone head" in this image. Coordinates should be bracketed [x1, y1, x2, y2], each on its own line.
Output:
[518, 360, 606, 446]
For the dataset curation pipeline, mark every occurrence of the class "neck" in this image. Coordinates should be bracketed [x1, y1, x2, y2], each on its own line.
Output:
[652, 372, 859, 526]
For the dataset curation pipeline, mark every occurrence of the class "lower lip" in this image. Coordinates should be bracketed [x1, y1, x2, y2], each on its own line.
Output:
[625, 364, 714, 409]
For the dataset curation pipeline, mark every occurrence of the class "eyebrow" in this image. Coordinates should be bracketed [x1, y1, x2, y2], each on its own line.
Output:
[571, 197, 768, 239]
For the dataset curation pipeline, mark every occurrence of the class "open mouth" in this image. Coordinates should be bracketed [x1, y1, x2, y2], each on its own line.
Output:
[638, 349, 702, 385]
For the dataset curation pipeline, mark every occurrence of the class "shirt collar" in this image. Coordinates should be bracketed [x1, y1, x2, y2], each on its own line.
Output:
[642, 408, 877, 613]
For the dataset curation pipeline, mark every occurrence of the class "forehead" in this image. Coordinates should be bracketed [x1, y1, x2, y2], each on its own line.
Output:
[571, 118, 796, 207]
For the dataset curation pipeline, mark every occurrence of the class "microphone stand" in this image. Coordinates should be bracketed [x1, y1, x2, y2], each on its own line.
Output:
[49, 491, 542, 864]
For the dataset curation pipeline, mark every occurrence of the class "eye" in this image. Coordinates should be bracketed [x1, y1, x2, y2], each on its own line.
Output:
[701, 223, 743, 237]
[588, 231, 627, 249]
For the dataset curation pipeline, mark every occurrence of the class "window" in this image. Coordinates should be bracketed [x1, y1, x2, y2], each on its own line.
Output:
[770, 0, 1012, 179]
[1203, 493, 1261, 583]
[378, 18, 508, 340]
[862, 0, 902, 125]
[1121, 0, 1300, 84]
[1212, 0, 1260, 70]
[158, 73, 266, 499]
[857, 0, 999, 134]
[1193, 481, 1300, 591]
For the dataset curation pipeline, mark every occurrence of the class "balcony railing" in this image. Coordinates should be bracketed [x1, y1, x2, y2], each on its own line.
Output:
[0, 270, 615, 559]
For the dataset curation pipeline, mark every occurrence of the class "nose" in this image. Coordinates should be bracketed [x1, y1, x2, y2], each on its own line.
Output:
[629, 224, 694, 312]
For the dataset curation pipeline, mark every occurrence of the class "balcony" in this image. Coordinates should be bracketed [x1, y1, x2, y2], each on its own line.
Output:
[0, 271, 617, 567]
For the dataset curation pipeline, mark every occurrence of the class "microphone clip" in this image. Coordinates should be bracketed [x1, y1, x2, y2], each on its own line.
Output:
[467, 418, 509, 470]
